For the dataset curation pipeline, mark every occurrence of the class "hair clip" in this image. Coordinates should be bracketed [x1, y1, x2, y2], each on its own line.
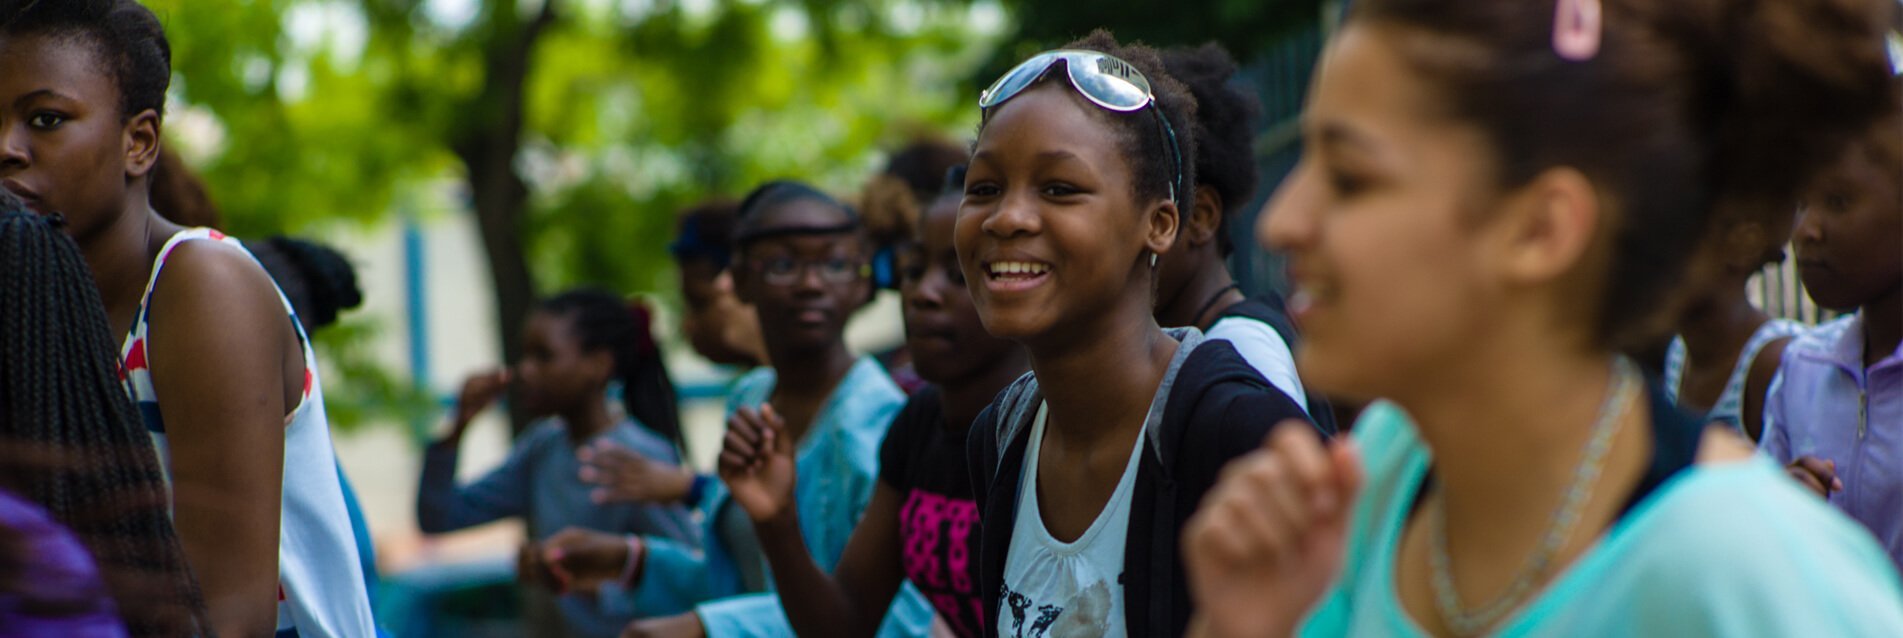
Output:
[1553, 0, 1603, 62]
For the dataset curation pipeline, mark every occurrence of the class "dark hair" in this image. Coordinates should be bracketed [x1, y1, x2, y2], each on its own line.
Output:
[1161, 43, 1263, 256]
[245, 237, 364, 332]
[861, 138, 967, 254]
[1352, 0, 1898, 348]
[3, 0, 172, 121]
[150, 148, 223, 229]
[882, 137, 970, 204]
[0, 199, 208, 637]
[732, 180, 862, 253]
[538, 288, 682, 449]
[984, 30, 1201, 214]
[670, 199, 741, 271]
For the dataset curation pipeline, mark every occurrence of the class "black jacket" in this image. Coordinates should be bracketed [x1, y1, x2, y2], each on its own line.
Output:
[967, 331, 1327, 637]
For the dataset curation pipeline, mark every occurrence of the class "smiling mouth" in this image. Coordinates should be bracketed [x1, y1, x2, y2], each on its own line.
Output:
[980, 259, 1053, 293]
[1284, 279, 1338, 323]
[985, 260, 1051, 279]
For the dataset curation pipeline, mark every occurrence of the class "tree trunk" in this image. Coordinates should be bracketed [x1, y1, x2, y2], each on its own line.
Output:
[455, 0, 558, 437]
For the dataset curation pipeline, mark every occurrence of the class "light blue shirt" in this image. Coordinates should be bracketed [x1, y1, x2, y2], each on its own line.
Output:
[618, 356, 935, 637]
[1301, 402, 1903, 636]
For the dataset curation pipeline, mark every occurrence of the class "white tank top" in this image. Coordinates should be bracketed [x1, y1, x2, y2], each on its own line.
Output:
[119, 228, 376, 637]
[997, 402, 1142, 638]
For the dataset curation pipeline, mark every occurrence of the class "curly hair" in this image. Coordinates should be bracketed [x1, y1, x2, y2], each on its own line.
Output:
[1162, 43, 1264, 256]
[982, 30, 1202, 214]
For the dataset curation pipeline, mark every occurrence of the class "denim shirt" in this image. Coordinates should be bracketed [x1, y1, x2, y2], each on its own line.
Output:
[616, 356, 934, 637]
[1762, 313, 1903, 573]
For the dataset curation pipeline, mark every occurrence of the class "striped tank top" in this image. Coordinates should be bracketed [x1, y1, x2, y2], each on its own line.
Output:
[1664, 318, 1806, 431]
[119, 228, 377, 637]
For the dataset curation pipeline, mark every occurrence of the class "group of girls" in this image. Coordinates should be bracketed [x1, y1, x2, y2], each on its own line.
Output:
[4, 0, 1903, 637]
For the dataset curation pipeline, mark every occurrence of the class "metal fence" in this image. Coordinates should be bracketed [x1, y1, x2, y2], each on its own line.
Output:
[1753, 250, 1842, 326]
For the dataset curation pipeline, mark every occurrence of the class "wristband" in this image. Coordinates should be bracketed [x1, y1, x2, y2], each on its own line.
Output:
[685, 473, 711, 505]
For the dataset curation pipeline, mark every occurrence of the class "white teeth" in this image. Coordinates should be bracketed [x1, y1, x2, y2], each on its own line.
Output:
[1287, 290, 1314, 314]
[988, 261, 1050, 276]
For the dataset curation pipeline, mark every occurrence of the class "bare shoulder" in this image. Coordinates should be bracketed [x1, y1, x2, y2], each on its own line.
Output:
[1694, 425, 1757, 465]
[148, 238, 284, 324]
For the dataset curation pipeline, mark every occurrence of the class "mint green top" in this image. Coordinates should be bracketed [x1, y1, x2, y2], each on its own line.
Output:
[1301, 402, 1903, 637]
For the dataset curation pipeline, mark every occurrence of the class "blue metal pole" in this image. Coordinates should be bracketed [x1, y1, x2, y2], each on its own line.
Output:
[404, 217, 432, 444]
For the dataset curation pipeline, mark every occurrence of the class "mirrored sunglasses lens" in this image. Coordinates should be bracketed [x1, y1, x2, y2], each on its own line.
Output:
[981, 52, 1061, 108]
[1067, 56, 1150, 111]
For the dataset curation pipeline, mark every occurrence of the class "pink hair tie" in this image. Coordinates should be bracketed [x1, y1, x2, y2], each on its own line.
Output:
[1553, 0, 1603, 61]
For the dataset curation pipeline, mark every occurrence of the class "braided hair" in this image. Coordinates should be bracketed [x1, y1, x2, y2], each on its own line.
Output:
[540, 289, 683, 450]
[0, 198, 210, 637]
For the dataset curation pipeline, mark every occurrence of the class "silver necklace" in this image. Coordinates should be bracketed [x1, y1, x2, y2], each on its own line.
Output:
[1426, 358, 1639, 636]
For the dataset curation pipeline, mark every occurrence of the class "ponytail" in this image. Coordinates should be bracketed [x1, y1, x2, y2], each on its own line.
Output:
[540, 289, 684, 451]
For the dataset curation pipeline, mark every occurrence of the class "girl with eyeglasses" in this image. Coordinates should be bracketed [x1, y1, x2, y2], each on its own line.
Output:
[1182, 0, 1903, 636]
[539, 180, 933, 638]
[716, 181, 1032, 638]
[951, 31, 1320, 638]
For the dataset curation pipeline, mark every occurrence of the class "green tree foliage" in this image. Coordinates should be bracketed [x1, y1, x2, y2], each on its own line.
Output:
[977, 0, 1322, 82]
[146, 0, 1006, 432]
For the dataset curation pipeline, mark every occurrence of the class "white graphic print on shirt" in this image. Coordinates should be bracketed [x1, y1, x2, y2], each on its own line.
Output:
[996, 403, 1143, 638]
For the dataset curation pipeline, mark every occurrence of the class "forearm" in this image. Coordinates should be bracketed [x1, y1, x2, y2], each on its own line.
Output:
[416, 437, 518, 533]
[756, 515, 884, 638]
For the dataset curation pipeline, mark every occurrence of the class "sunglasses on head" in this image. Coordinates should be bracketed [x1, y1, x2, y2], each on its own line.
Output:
[979, 49, 1186, 205]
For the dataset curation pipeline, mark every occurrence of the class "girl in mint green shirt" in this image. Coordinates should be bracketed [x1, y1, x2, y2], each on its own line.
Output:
[1178, 0, 1903, 636]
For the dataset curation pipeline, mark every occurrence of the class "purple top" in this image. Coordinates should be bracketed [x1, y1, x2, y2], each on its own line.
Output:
[1762, 312, 1903, 574]
[0, 489, 126, 638]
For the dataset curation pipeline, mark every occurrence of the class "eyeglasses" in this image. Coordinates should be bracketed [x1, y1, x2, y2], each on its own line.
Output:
[750, 256, 869, 287]
[979, 49, 1185, 204]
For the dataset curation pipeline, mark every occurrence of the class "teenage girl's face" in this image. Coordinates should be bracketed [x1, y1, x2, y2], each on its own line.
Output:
[734, 199, 870, 354]
[957, 81, 1176, 342]
[1258, 25, 1518, 401]
[515, 311, 612, 417]
[903, 198, 1019, 385]
[0, 33, 158, 240]
[1794, 132, 1903, 311]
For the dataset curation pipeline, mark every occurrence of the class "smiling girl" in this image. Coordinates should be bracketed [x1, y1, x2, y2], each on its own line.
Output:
[1182, 0, 1903, 636]
[958, 32, 1319, 638]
